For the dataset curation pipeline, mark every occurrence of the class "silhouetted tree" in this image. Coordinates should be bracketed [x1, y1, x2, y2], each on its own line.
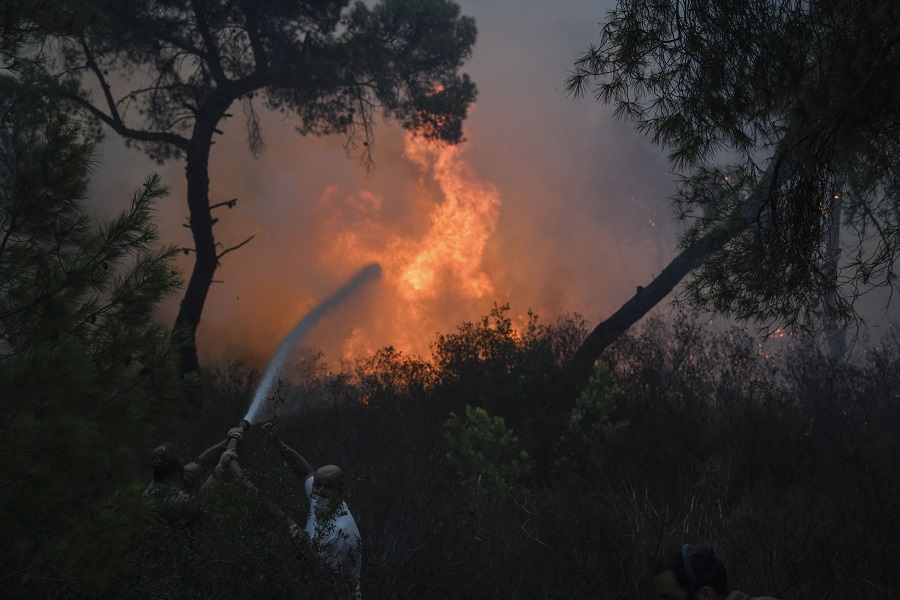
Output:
[566, 0, 900, 387]
[20, 0, 478, 378]
[1, 1, 97, 70]
[0, 107, 183, 596]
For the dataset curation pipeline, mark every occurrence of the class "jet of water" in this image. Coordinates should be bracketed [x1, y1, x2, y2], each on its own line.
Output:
[243, 263, 382, 424]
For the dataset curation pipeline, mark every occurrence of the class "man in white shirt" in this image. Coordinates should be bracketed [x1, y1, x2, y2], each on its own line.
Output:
[264, 423, 362, 599]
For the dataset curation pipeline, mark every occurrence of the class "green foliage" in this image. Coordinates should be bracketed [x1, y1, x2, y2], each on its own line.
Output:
[356, 346, 436, 408]
[444, 405, 533, 498]
[571, 362, 626, 437]
[27, 0, 479, 162]
[432, 303, 521, 394]
[430, 304, 586, 455]
[337, 0, 478, 147]
[0, 114, 183, 595]
[557, 361, 629, 473]
[0, 0, 101, 71]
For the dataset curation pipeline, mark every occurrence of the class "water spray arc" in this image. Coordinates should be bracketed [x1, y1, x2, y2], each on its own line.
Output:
[243, 263, 382, 424]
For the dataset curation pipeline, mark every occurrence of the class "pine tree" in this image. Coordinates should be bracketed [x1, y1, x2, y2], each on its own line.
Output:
[0, 106, 184, 595]
[565, 0, 900, 387]
[18, 0, 479, 377]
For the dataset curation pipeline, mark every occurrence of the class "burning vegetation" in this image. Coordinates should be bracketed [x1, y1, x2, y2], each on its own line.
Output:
[4, 0, 900, 598]
[316, 130, 502, 362]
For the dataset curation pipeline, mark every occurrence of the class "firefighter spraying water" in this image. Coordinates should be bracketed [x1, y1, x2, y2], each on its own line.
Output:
[263, 421, 362, 599]
[147, 264, 378, 549]
[220, 266, 372, 598]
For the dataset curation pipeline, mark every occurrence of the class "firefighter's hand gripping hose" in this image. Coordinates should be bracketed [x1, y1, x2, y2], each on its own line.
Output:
[221, 420, 257, 492]
[223, 419, 299, 531]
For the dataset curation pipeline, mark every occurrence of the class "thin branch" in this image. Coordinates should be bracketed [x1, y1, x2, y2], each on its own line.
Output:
[215, 235, 254, 262]
[191, 0, 229, 85]
[63, 91, 189, 148]
[156, 31, 210, 63]
[210, 198, 238, 210]
[0, 207, 16, 261]
[78, 34, 120, 124]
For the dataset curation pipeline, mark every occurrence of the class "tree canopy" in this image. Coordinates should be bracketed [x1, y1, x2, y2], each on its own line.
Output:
[16, 0, 479, 377]
[567, 0, 900, 334]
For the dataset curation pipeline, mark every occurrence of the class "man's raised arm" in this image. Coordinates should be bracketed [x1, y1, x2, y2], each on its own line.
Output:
[195, 439, 228, 468]
[263, 422, 315, 482]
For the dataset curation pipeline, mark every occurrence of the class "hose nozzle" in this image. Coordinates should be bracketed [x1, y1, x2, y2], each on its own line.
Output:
[226, 419, 251, 450]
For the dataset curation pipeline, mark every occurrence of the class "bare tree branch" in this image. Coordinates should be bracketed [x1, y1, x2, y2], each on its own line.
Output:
[210, 198, 238, 211]
[215, 235, 254, 262]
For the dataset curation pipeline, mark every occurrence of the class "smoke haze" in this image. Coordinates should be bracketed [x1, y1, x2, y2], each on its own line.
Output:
[245, 264, 381, 424]
[85, 0, 897, 371]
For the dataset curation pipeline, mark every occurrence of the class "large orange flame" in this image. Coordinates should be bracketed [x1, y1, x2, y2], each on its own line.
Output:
[398, 134, 498, 301]
[318, 132, 501, 361]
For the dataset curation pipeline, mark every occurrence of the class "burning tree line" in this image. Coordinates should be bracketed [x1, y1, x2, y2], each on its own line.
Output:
[1, 120, 898, 596]
[2, 0, 900, 597]
[5, 0, 900, 384]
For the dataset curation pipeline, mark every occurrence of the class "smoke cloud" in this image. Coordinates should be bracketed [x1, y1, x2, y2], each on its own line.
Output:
[83, 0, 898, 371]
[82, 0, 680, 369]
[245, 264, 381, 424]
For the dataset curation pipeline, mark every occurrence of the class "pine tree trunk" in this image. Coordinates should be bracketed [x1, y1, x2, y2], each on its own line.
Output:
[566, 161, 779, 391]
[173, 108, 226, 382]
[566, 240, 720, 390]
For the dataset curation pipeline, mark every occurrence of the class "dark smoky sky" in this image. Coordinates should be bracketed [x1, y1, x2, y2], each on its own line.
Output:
[85, 0, 897, 369]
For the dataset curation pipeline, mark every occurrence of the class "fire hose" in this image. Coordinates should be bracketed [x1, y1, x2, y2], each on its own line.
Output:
[223, 419, 298, 531]
[225, 419, 251, 480]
